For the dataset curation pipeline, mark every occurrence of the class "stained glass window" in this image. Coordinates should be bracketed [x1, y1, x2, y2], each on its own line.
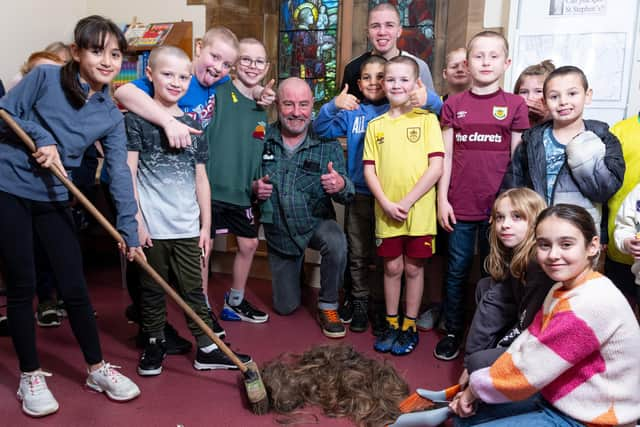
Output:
[279, 1, 339, 111]
[368, 0, 436, 68]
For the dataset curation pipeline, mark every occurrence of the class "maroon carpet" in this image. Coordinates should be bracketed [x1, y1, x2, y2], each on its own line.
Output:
[0, 264, 462, 426]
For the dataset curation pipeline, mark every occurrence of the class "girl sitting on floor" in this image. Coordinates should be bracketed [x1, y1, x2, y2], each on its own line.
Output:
[451, 204, 640, 426]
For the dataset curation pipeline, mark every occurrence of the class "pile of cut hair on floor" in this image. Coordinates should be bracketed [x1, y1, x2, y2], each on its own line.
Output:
[261, 344, 409, 426]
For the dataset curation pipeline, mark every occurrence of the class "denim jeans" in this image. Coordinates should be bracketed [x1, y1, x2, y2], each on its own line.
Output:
[443, 220, 490, 334]
[453, 396, 584, 427]
[268, 219, 347, 315]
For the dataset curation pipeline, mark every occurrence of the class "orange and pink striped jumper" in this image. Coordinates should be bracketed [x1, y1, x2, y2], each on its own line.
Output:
[470, 272, 640, 426]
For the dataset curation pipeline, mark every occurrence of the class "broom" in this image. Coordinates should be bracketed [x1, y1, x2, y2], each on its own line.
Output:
[398, 383, 460, 413]
[0, 109, 269, 415]
[389, 384, 460, 426]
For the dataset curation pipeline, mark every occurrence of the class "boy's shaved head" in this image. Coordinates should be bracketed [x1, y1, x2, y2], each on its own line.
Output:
[386, 55, 419, 79]
[148, 45, 191, 69]
[360, 54, 387, 73]
[239, 37, 265, 48]
[543, 65, 589, 95]
[467, 30, 509, 57]
[368, 2, 400, 24]
[445, 48, 467, 66]
[202, 26, 239, 50]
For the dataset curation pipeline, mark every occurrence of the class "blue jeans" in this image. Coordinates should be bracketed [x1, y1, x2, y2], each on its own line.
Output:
[444, 220, 489, 334]
[268, 220, 347, 315]
[453, 396, 584, 427]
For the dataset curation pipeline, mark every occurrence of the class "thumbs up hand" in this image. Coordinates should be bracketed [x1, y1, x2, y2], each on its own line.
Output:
[335, 84, 360, 111]
[409, 79, 427, 108]
[256, 79, 276, 107]
[252, 174, 273, 200]
[321, 161, 345, 194]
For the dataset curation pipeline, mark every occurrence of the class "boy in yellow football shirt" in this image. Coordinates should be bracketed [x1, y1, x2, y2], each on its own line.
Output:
[363, 56, 444, 355]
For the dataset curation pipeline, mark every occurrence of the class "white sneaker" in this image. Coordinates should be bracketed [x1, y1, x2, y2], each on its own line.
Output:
[86, 362, 141, 401]
[417, 306, 440, 331]
[17, 370, 59, 417]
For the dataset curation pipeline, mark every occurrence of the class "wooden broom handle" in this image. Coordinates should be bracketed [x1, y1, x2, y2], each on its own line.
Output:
[0, 109, 249, 373]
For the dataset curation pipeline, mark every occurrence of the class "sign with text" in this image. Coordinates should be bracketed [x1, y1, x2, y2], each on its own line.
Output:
[549, 0, 606, 16]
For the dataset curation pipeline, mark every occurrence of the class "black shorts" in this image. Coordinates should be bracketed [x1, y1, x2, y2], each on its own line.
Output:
[211, 200, 257, 238]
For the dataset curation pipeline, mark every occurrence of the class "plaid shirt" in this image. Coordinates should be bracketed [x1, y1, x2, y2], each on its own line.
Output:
[260, 123, 354, 256]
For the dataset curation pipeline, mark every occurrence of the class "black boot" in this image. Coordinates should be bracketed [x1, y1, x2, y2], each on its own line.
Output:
[350, 298, 369, 332]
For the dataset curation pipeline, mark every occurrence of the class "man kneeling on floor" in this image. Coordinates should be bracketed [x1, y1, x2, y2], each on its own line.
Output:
[253, 77, 355, 338]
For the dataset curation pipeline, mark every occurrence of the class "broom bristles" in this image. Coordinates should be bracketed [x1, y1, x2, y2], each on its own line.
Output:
[398, 392, 434, 413]
[243, 361, 269, 414]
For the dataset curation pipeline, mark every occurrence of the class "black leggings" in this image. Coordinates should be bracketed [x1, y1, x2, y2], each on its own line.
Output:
[0, 191, 102, 372]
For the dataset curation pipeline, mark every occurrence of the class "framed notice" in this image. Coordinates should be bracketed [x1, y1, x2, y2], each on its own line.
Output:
[506, 0, 638, 124]
[548, 0, 606, 16]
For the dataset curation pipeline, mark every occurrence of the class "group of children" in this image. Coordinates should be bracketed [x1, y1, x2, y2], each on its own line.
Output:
[1, 6, 640, 425]
[0, 15, 277, 418]
[117, 30, 275, 376]
[314, 20, 640, 425]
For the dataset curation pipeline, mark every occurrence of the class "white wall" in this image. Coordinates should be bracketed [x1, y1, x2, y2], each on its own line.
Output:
[86, 0, 205, 56]
[484, 0, 509, 29]
[0, 0, 205, 88]
[1, 0, 87, 85]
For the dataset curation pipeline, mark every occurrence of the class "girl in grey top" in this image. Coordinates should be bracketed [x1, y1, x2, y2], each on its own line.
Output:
[0, 15, 141, 418]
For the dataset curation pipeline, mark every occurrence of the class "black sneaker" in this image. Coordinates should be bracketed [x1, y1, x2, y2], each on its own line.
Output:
[135, 322, 193, 355]
[391, 328, 419, 355]
[317, 308, 346, 338]
[193, 347, 252, 370]
[207, 309, 226, 340]
[137, 337, 167, 376]
[434, 333, 462, 361]
[36, 302, 61, 327]
[163, 322, 193, 355]
[338, 298, 353, 324]
[371, 311, 387, 337]
[0, 312, 8, 336]
[350, 298, 368, 333]
[56, 300, 67, 318]
[220, 293, 269, 323]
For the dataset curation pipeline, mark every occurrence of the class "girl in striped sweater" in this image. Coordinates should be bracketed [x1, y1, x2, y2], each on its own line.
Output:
[451, 204, 640, 426]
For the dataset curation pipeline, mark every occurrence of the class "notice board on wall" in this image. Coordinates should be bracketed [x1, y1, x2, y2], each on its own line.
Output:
[505, 0, 639, 125]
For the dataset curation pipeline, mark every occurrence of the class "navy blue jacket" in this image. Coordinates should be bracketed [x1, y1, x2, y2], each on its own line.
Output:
[501, 120, 624, 239]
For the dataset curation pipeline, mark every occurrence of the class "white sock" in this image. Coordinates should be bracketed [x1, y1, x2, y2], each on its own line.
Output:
[228, 288, 244, 306]
[200, 343, 219, 353]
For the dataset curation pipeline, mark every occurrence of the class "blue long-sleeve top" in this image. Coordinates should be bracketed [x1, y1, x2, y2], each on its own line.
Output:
[313, 92, 442, 195]
[0, 65, 139, 247]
